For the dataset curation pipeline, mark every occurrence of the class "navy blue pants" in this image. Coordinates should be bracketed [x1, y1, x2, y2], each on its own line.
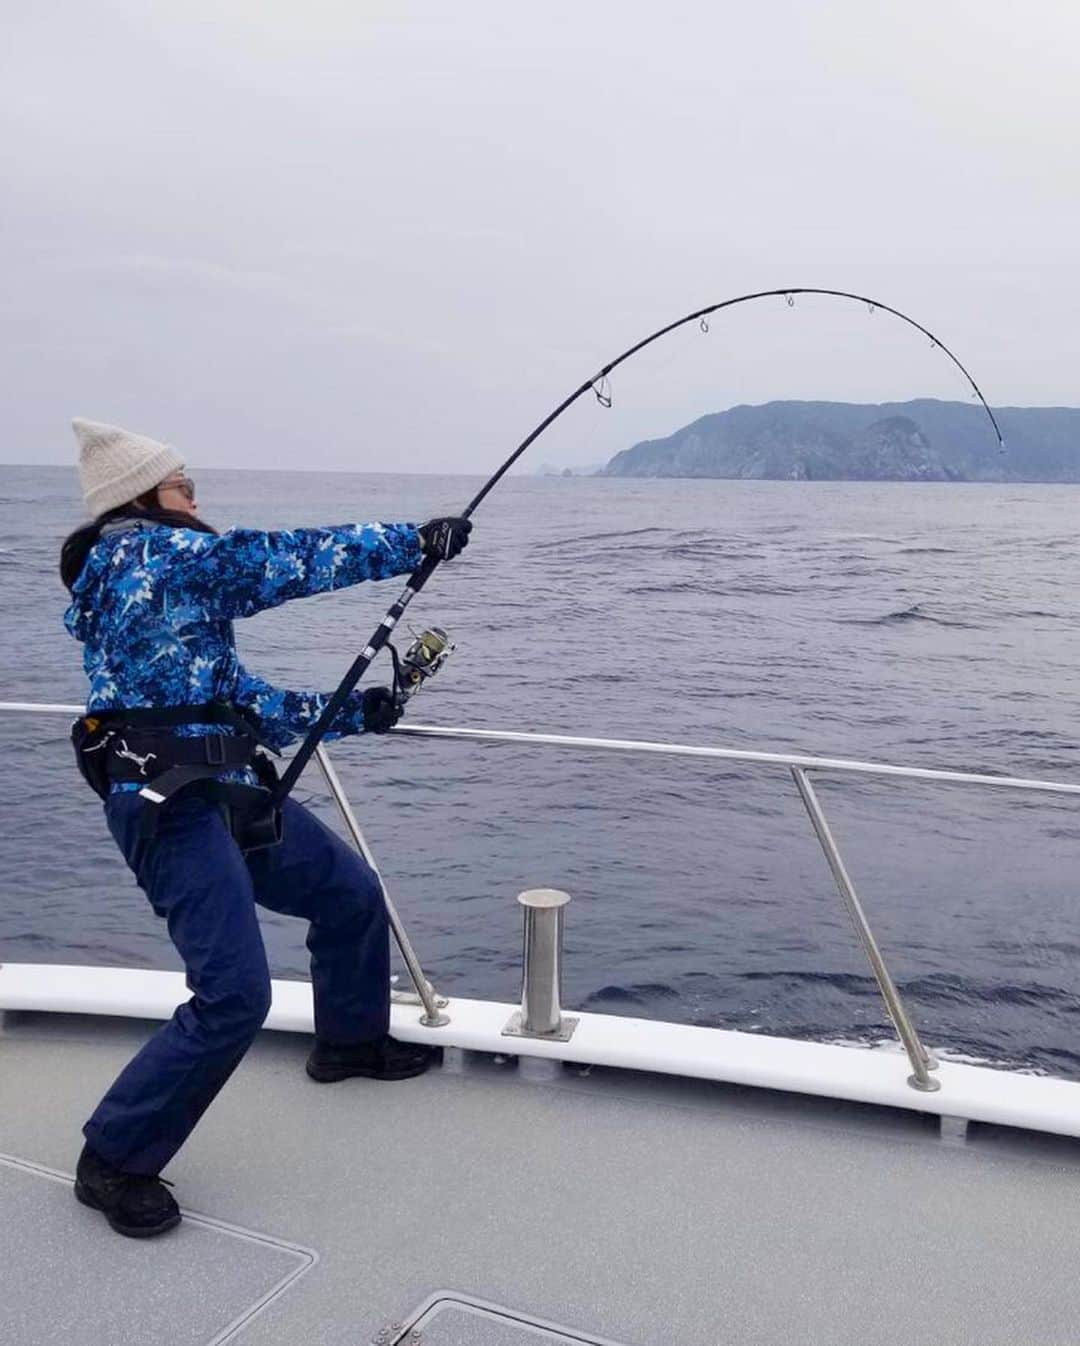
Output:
[84, 793, 390, 1175]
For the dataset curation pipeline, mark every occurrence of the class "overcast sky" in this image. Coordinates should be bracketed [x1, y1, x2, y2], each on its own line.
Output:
[3, 2, 1078, 472]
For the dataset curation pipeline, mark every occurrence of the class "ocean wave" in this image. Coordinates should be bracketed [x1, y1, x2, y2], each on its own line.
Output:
[533, 526, 669, 551]
[582, 982, 684, 1010]
[842, 602, 981, 628]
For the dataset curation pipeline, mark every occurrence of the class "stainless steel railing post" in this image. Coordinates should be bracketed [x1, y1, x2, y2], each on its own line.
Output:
[502, 889, 578, 1042]
[314, 744, 449, 1028]
[791, 767, 939, 1092]
[520, 888, 569, 1034]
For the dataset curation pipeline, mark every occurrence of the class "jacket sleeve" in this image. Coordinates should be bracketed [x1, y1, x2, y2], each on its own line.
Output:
[161, 522, 423, 621]
[232, 663, 370, 751]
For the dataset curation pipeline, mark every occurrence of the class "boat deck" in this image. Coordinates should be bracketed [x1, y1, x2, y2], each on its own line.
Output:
[5, 1008, 1080, 1345]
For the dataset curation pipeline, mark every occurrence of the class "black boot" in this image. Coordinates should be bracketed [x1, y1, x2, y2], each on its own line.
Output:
[305, 1034, 437, 1083]
[74, 1144, 181, 1238]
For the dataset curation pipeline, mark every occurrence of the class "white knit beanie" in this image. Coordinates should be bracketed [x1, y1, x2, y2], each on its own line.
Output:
[72, 418, 186, 517]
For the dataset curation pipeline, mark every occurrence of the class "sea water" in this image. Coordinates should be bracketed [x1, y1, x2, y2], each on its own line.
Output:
[4, 465, 1080, 1075]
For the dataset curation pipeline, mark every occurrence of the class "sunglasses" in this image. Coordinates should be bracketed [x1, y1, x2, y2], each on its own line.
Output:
[158, 474, 196, 503]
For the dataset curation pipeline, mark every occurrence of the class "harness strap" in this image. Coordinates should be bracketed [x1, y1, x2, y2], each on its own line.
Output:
[104, 728, 263, 814]
[105, 729, 257, 785]
[137, 762, 252, 805]
[91, 701, 264, 736]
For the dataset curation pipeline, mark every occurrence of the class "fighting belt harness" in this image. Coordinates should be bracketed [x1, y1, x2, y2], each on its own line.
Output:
[72, 701, 282, 849]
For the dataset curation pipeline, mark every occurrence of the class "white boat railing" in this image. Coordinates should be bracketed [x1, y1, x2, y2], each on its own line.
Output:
[5, 699, 1080, 1093]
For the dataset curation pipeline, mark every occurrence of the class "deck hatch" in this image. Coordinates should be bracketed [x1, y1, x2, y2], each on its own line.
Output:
[0, 1153, 313, 1346]
[385, 1293, 633, 1345]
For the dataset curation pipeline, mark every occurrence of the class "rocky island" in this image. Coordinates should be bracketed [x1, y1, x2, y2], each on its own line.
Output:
[602, 400, 1080, 482]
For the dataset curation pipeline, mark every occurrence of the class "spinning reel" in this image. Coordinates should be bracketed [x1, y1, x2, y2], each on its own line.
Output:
[388, 625, 454, 707]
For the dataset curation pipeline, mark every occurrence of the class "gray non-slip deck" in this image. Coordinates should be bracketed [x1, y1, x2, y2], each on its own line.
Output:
[5, 1009, 1080, 1346]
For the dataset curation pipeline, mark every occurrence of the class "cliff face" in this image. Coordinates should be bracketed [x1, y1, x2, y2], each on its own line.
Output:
[602, 400, 1080, 481]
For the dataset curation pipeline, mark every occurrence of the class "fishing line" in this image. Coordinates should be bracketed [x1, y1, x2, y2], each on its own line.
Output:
[273, 286, 1003, 804]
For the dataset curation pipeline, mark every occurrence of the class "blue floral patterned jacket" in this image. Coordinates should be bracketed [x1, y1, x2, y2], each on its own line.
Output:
[64, 518, 423, 791]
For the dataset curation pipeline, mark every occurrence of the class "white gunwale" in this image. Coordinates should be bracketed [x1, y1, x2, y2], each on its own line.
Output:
[3, 961, 1079, 1141]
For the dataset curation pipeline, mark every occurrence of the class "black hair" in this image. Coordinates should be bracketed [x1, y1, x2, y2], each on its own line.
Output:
[60, 488, 218, 593]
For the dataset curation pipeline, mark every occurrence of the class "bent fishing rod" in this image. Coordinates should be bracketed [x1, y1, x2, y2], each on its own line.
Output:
[273, 286, 1004, 803]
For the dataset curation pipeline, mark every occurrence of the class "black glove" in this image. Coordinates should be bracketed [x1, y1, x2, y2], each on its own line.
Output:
[361, 685, 401, 734]
[419, 516, 472, 561]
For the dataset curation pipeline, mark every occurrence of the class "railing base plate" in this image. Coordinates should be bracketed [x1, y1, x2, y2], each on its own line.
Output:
[501, 1011, 579, 1043]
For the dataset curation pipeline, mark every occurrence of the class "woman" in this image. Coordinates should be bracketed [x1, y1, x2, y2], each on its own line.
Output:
[61, 418, 471, 1239]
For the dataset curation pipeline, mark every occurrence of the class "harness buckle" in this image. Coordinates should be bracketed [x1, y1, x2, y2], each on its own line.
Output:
[204, 733, 227, 766]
